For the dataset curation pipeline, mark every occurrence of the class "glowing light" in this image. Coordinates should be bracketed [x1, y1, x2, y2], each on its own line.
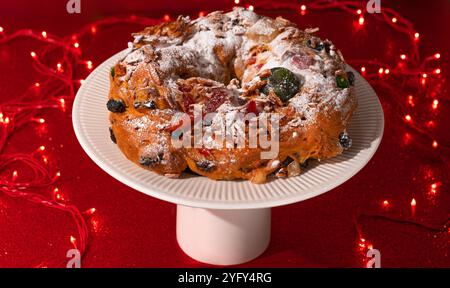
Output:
[198, 11, 205, 17]
[431, 183, 437, 190]
[384, 69, 390, 74]
[432, 99, 439, 109]
[41, 31, 47, 38]
[414, 32, 420, 40]
[70, 236, 77, 245]
[383, 200, 389, 207]
[392, 17, 397, 23]
[422, 73, 427, 78]
[0, 26, 3, 33]
[91, 26, 97, 34]
[410, 198, 416, 207]
[42, 156, 48, 164]
[432, 140, 438, 148]
[248, 5, 254, 11]
[407, 95, 414, 106]
[39, 145, 45, 151]
[39, 118, 45, 124]
[404, 114, 412, 122]
[35, 82, 40, 87]
[59, 98, 65, 105]
[74, 42, 79, 48]
[300, 5, 306, 11]
[378, 67, 384, 74]
[86, 60, 93, 69]
[356, 9, 362, 15]
[400, 54, 406, 60]
[4, 117, 9, 124]
[12, 171, 18, 181]
[358, 16, 365, 26]
[163, 14, 170, 21]
[84, 208, 97, 215]
[234, 0, 240, 4]
[55, 171, 61, 178]
[79, 79, 85, 85]
[30, 51, 36, 58]
[360, 66, 366, 73]
[434, 68, 441, 74]
[434, 53, 441, 59]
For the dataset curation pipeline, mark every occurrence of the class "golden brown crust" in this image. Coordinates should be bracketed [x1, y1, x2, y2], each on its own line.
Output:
[107, 8, 357, 183]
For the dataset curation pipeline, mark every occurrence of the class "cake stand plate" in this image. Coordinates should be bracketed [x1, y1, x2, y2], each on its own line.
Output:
[73, 50, 384, 265]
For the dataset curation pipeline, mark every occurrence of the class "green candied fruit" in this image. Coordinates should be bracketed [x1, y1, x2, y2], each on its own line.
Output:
[336, 75, 349, 88]
[110, 66, 115, 78]
[262, 67, 301, 102]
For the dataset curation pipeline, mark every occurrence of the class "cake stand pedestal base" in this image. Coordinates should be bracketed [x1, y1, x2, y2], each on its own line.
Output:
[176, 205, 271, 265]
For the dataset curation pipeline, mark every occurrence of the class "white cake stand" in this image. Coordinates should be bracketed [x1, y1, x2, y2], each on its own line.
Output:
[73, 50, 384, 265]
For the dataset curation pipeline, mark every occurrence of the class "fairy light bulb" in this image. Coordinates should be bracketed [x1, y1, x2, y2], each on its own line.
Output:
[84, 208, 97, 215]
[432, 140, 438, 148]
[411, 198, 416, 207]
[414, 32, 420, 40]
[422, 73, 427, 78]
[357, 9, 362, 15]
[360, 66, 366, 73]
[198, 11, 205, 17]
[163, 14, 170, 21]
[407, 95, 414, 106]
[392, 17, 397, 23]
[39, 145, 45, 151]
[91, 25, 97, 34]
[39, 118, 45, 124]
[400, 54, 406, 60]
[74, 42, 80, 48]
[434, 68, 441, 74]
[41, 31, 47, 38]
[0, 26, 4, 33]
[404, 114, 412, 122]
[384, 69, 390, 74]
[432, 99, 439, 109]
[70, 236, 77, 246]
[358, 16, 365, 26]
[35, 82, 40, 87]
[248, 5, 254, 11]
[86, 60, 93, 69]
[12, 170, 18, 181]
[234, 0, 240, 4]
[383, 200, 389, 207]
[30, 51, 36, 58]
[378, 67, 384, 74]
[300, 5, 306, 11]
[434, 53, 441, 59]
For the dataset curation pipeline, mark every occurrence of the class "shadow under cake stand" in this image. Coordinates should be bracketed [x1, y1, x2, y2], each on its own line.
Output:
[72, 50, 384, 265]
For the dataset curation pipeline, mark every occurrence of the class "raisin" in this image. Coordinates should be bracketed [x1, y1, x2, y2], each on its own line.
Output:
[139, 152, 163, 167]
[134, 100, 156, 109]
[339, 132, 352, 149]
[195, 160, 216, 172]
[109, 127, 117, 144]
[107, 99, 126, 113]
[346, 71, 355, 86]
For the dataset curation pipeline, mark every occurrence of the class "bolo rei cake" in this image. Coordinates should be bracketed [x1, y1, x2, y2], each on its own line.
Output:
[107, 8, 357, 183]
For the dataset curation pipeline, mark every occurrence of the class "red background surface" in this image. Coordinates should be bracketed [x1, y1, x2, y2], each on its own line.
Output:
[0, 0, 449, 267]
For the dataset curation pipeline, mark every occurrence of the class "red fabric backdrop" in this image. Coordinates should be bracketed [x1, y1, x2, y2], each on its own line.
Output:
[0, 0, 449, 267]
